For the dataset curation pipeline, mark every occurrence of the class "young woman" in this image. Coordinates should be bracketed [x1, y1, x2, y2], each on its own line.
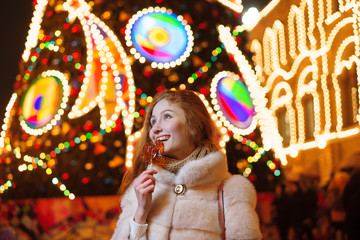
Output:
[111, 90, 262, 240]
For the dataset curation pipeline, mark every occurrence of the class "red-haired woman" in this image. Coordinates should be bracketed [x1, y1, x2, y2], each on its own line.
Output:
[111, 90, 261, 240]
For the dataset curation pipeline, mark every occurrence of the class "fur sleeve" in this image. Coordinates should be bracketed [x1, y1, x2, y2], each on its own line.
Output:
[111, 186, 136, 240]
[223, 175, 262, 240]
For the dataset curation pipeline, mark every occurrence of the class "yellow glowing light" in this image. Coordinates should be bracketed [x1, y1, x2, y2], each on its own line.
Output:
[0, 93, 17, 149]
[216, 0, 243, 13]
[22, 0, 48, 61]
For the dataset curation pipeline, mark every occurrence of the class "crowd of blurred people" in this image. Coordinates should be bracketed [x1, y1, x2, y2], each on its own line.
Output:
[270, 152, 360, 240]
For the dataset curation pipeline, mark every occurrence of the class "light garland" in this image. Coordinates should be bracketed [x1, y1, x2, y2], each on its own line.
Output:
[65, 0, 135, 133]
[248, 0, 360, 157]
[22, 0, 48, 62]
[198, 93, 230, 150]
[187, 47, 224, 85]
[12, 128, 112, 199]
[232, 134, 280, 177]
[0, 93, 17, 150]
[0, 0, 135, 198]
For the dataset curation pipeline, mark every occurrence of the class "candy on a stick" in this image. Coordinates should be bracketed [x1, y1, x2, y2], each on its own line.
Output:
[142, 140, 164, 168]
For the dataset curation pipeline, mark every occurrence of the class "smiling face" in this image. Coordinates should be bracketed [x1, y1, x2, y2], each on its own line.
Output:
[149, 99, 196, 160]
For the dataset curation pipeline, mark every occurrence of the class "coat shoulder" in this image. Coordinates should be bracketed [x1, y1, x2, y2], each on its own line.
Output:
[223, 175, 262, 239]
[223, 175, 257, 207]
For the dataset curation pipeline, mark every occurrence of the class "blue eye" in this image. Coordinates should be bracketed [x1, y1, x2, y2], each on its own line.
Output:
[151, 119, 156, 126]
[164, 114, 172, 119]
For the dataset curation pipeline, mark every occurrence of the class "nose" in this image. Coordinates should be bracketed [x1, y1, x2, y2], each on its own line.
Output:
[151, 121, 162, 135]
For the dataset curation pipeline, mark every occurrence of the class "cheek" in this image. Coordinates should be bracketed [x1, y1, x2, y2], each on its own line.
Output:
[169, 121, 184, 136]
[175, 124, 191, 140]
[149, 130, 154, 141]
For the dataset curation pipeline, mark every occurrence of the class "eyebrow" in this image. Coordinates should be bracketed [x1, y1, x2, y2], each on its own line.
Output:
[150, 109, 175, 120]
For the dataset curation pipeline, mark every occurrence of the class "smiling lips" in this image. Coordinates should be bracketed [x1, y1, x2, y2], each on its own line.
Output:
[156, 135, 170, 141]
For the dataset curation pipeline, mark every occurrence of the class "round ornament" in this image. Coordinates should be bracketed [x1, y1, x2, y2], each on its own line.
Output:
[20, 70, 69, 135]
[210, 71, 256, 135]
[125, 7, 194, 68]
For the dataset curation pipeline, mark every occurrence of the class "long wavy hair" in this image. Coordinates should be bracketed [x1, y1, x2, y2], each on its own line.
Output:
[118, 90, 219, 199]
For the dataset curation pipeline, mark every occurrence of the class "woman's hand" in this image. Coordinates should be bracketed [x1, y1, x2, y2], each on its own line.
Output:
[133, 168, 158, 224]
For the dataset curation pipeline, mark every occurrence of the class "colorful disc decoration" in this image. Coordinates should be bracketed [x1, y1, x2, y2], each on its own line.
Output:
[20, 70, 70, 135]
[210, 71, 257, 135]
[125, 7, 194, 69]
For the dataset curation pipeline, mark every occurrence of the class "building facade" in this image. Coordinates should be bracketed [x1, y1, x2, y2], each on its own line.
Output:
[246, 0, 360, 184]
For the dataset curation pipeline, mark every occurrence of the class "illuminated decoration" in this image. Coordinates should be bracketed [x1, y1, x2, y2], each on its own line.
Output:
[0, 0, 282, 198]
[0, 93, 17, 149]
[248, 0, 360, 157]
[216, 0, 243, 13]
[125, 130, 142, 168]
[64, 0, 135, 133]
[22, 0, 48, 62]
[210, 71, 256, 134]
[125, 7, 194, 69]
[198, 93, 230, 150]
[218, 25, 287, 164]
[187, 46, 224, 85]
[232, 134, 275, 177]
[0, 0, 136, 199]
[19, 70, 69, 136]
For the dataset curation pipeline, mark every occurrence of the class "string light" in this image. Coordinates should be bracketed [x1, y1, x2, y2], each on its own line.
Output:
[187, 46, 224, 85]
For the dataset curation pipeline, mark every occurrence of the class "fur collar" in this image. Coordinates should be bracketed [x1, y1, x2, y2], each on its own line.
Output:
[152, 151, 230, 189]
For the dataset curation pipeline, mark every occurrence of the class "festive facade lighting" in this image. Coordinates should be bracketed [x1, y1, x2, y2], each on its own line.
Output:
[248, 0, 360, 157]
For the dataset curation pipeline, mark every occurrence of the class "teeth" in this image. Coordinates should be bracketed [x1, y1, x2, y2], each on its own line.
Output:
[157, 136, 169, 141]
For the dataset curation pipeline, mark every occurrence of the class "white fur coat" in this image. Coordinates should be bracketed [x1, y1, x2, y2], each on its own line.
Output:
[111, 151, 262, 240]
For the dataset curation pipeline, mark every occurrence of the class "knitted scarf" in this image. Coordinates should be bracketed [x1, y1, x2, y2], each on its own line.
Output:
[154, 143, 218, 173]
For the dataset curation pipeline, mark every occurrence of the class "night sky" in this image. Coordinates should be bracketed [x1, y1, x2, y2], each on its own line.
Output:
[0, 1, 33, 125]
[0, 0, 269, 126]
